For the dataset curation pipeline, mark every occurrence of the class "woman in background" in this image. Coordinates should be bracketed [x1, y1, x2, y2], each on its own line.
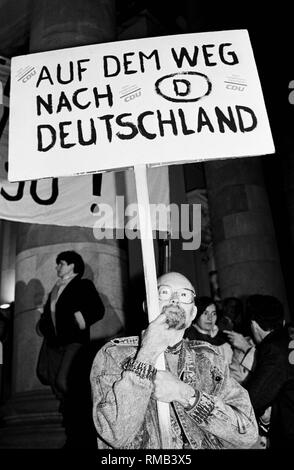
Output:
[185, 296, 233, 365]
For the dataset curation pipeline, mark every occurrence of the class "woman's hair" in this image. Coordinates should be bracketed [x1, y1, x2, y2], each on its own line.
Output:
[56, 250, 85, 276]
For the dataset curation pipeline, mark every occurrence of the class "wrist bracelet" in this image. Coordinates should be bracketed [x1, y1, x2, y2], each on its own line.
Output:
[184, 390, 199, 409]
[123, 358, 157, 381]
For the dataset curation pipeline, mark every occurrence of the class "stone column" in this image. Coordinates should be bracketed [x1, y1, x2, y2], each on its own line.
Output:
[169, 165, 197, 288]
[0, 0, 126, 449]
[12, 225, 127, 396]
[29, 0, 115, 52]
[204, 157, 289, 315]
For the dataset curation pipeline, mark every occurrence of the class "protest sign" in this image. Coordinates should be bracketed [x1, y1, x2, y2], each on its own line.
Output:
[8, 29, 274, 182]
[7, 29, 275, 448]
[1, 57, 170, 229]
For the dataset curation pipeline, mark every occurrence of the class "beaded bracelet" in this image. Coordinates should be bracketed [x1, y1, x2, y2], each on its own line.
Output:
[123, 358, 157, 381]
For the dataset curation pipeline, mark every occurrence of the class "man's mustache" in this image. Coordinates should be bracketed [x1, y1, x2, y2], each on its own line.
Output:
[162, 304, 186, 330]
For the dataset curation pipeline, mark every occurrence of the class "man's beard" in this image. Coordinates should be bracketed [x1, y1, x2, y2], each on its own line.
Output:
[162, 304, 187, 330]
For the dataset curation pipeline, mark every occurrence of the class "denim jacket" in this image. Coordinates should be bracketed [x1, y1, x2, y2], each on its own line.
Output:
[90, 336, 258, 449]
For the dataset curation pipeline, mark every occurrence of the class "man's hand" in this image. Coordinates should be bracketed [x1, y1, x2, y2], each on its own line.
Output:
[153, 370, 195, 406]
[74, 311, 86, 330]
[136, 313, 182, 364]
[260, 406, 272, 426]
[224, 330, 251, 353]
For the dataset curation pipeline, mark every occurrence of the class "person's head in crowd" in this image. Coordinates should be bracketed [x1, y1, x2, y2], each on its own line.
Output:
[218, 297, 244, 332]
[56, 250, 85, 279]
[248, 294, 284, 343]
[192, 296, 217, 334]
[157, 272, 197, 331]
[288, 321, 294, 340]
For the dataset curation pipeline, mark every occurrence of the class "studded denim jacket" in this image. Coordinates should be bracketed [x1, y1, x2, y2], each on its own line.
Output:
[90, 337, 258, 449]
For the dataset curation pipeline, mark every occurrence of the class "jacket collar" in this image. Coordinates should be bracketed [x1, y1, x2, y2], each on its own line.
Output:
[193, 323, 219, 338]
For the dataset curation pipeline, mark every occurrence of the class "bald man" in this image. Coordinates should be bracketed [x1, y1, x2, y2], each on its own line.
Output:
[90, 272, 258, 449]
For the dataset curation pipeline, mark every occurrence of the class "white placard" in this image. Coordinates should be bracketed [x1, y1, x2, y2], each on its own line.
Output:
[0, 167, 170, 228]
[8, 29, 274, 182]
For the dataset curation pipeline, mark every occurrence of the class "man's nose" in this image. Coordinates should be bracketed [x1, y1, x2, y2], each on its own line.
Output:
[170, 294, 180, 304]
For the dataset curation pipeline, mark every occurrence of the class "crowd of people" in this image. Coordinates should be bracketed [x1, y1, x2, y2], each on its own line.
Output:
[35, 250, 294, 450]
[184, 292, 294, 448]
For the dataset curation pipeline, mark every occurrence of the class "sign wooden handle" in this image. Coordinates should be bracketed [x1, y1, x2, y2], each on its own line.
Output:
[134, 164, 172, 449]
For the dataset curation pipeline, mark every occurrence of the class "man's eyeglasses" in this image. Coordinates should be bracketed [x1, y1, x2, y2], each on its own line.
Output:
[158, 285, 196, 304]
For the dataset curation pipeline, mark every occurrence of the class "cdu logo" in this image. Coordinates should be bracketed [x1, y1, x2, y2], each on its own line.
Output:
[15, 65, 36, 84]
[119, 84, 142, 103]
[225, 75, 247, 92]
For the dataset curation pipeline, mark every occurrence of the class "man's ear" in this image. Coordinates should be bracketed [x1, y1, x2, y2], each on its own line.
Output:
[192, 305, 197, 321]
[69, 262, 75, 273]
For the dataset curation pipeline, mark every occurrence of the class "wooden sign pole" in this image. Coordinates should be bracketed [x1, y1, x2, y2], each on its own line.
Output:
[134, 164, 172, 449]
